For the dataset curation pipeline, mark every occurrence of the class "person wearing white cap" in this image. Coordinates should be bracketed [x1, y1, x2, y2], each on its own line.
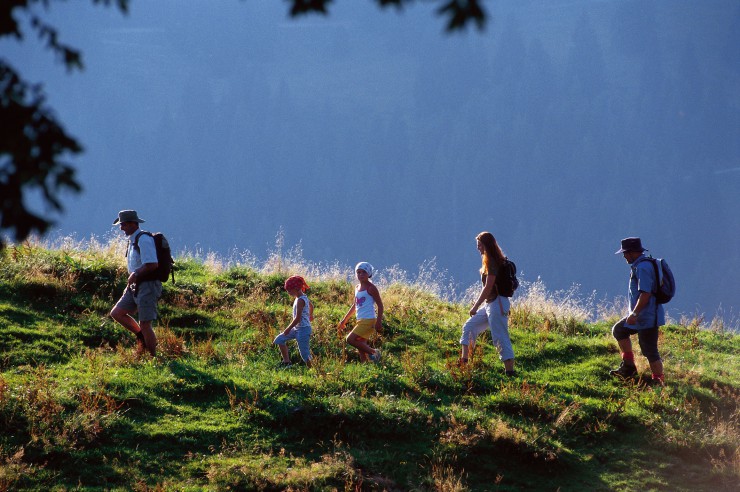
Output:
[338, 262, 384, 363]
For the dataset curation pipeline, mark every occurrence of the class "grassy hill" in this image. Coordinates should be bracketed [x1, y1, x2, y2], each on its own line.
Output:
[0, 241, 738, 491]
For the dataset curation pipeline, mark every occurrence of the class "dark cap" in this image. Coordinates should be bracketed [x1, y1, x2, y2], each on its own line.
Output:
[615, 237, 647, 255]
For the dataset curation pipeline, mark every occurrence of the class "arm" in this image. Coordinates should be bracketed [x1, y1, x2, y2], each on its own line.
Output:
[626, 291, 652, 325]
[469, 274, 496, 317]
[368, 284, 384, 332]
[283, 298, 305, 336]
[128, 262, 159, 287]
[338, 303, 356, 331]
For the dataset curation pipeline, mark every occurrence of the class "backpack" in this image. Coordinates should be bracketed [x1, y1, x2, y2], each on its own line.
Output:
[130, 231, 175, 283]
[646, 256, 675, 304]
[495, 257, 519, 298]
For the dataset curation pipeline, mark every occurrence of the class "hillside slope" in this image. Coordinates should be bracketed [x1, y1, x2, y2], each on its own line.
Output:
[0, 243, 738, 491]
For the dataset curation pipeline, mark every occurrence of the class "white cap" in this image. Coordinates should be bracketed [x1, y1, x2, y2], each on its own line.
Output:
[354, 261, 374, 277]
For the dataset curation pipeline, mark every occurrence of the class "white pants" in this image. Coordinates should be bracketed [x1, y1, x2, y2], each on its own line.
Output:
[459, 297, 514, 361]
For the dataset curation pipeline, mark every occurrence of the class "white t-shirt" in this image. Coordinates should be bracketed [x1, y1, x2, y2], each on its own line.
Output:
[127, 230, 157, 274]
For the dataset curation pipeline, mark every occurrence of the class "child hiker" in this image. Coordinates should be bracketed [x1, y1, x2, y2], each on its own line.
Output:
[273, 275, 314, 368]
[338, 262, 383, 363]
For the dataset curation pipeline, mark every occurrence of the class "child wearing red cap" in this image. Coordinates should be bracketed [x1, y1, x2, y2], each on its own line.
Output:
[273, 275, 314, 368]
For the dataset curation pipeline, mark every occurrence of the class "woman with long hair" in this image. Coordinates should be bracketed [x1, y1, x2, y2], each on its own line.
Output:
[459, 231, 516, 375]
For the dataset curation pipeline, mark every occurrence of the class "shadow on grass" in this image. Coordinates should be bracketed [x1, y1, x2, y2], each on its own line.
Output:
[516, 340, 611, 370]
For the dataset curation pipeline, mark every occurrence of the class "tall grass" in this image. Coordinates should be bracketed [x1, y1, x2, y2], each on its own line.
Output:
[23, 231, 738, 333]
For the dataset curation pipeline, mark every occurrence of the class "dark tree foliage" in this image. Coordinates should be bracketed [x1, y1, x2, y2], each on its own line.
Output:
[291, 0, 487, 31]
[0, 0, 486, 247]
[0, 0, 129, 247]
[0, 63, 82, 242]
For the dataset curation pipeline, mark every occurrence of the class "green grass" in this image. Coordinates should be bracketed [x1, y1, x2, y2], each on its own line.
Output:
[0, 242, 738, 491]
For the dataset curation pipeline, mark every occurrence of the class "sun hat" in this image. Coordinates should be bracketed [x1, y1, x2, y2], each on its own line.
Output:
[113, 210, 145, 225]
[284, 275, 309, 292]
[355, 261, 374, 277]
[614, 237, 647, 255]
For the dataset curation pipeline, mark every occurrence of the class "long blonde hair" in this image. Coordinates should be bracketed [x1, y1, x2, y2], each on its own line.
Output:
[477, 231, 505, 275]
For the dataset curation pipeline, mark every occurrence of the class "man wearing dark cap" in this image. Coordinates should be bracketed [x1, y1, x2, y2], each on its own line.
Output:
[610, 237, 665, 384]
[110, 210, 160, 356]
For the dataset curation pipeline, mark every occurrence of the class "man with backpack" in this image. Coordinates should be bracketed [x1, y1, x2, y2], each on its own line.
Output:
[610, 237, 665, 385]
[110, 210, 161, 357]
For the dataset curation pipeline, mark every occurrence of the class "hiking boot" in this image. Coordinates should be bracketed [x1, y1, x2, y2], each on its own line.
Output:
[277, 361, 292, 369]
[369, 349, 381, 364]
[505, 370, 517, 377]
[610, 361, 637, 378]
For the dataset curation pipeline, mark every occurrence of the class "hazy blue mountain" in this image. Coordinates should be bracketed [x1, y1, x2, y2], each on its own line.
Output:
[3, 0, 738, 324]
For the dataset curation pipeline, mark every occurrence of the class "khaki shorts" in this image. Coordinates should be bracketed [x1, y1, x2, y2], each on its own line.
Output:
[114, 281, 162, 322]
[350, 318, 376, 339]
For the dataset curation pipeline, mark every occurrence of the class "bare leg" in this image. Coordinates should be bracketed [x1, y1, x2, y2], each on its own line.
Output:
[277, 344, 290, 363]
[503, 358, 514, 371]
[649, 359, 664, 376]
[111, 306, 146, 354]
[111, 306, 140, 334]
[617, 337, 633, 355]
[139, 320, 157, 356]
[460, 342, 475, 362]
[347, 333, 376, 360]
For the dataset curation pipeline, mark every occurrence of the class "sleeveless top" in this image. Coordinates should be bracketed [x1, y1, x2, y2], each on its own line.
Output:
[355, 289, 376, 319]
[293, 295, 312, 328]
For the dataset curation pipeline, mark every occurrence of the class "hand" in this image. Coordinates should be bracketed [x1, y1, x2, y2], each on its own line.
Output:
[375, 320, 382, 333]
[469, 306, 478, 317]
[283, 327, 292, 336]
[337, 321, 345, 332]
[627, 313, 638, 325]
[127, 272, 137, 287]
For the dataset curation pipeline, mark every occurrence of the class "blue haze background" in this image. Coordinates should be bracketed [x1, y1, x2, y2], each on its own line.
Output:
[3, 0, 739, 322]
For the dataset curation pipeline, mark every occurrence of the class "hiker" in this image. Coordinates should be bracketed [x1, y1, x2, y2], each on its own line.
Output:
[610, 237, 665, 384]
[459, 231, 516, 376]
[110, 210, 161, 357]
[273, 275, 314, 368]
[338, 262, 383, 363]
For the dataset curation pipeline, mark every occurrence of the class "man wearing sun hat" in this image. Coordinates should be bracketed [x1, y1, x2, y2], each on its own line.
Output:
[610, 237, 665, 384]
[109, 210, 161, 357]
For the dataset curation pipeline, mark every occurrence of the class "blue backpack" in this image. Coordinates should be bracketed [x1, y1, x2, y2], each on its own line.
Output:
[646, 256, 676, 304]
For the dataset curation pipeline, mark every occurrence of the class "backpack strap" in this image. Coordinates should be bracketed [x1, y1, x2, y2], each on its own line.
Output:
[640, 256, 663, 293]
[126, 230, 150, 257]
[634, 256, 662, 326]
[133, 231, 152, 252]
[631, 256, 659, 289]
[126, 230, 141, 257]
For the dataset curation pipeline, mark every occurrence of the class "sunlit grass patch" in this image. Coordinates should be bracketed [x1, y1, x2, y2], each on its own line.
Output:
[200, 446, 362, 490]
[0, 365, 123, 453]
